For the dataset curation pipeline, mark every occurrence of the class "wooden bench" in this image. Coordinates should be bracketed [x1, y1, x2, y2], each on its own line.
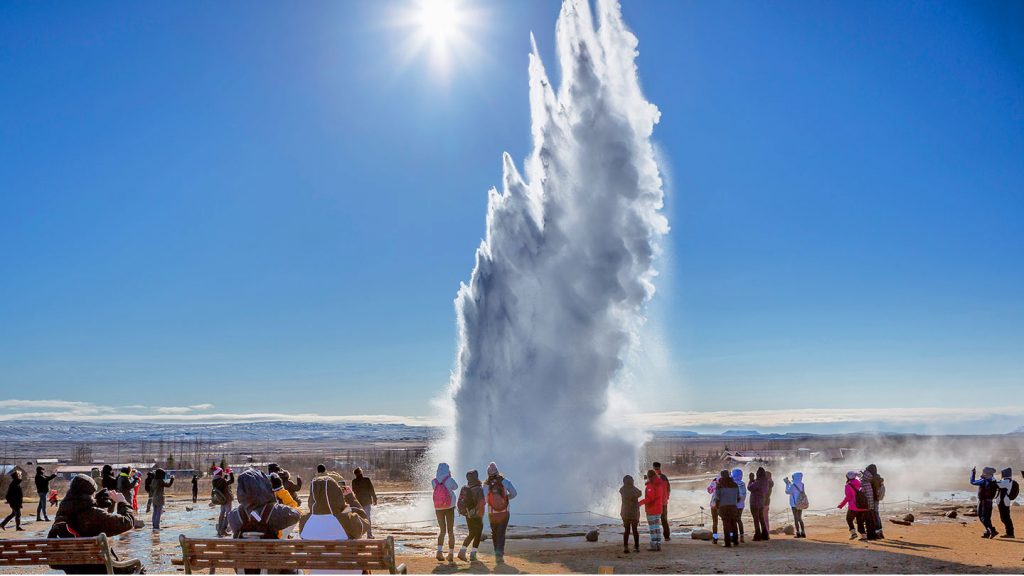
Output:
[0, 534, 142, 574]
[178, 535, 408, 574]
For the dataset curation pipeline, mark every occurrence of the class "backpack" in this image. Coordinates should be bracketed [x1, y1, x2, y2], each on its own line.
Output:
[875, 479, 885, 501]
[235, 503, 278, 539]
[1009, 480, 1020, 501]
[456, 487, 470, 516]
[211, 488, 227, 506]
[432, 475, 452, 509]
[854, 485, 869, 509]
[794, 485, 809, 510]
[144, 475, 153, 493]
[487, 480, 510, 521]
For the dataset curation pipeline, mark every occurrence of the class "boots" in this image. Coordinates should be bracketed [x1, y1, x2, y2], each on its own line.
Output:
[457, 547, 468, 562]
[435, 549, 445, 561]
[849, 529, 858, 540]
[469, 550, 478, 562]
[446, 549, 454, 562]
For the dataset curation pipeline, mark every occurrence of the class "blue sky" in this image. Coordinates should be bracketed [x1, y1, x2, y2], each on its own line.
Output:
[1, 0, 1022, 430]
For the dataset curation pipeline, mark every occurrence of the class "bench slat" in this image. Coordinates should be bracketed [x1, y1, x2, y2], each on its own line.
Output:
[180, 536, 399, 573]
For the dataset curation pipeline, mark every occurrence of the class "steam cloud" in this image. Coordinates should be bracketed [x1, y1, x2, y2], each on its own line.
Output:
[448, 0, 668, 513]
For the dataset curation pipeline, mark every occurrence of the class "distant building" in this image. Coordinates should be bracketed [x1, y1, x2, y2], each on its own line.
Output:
[723, 448, 854, 464]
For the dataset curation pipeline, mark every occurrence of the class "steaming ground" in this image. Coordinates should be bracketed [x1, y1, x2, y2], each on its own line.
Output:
[446, 0, 668, 514]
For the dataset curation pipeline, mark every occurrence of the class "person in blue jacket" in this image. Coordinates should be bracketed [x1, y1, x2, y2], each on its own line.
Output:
[971, 466, 1000, 538]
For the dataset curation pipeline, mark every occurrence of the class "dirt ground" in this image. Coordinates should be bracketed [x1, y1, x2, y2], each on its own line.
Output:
[2, 497, 1023, 574]
[397, 509, 1024, 574]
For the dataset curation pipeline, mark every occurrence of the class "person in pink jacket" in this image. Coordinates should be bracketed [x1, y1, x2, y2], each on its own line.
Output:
[837, 471, 867, 540]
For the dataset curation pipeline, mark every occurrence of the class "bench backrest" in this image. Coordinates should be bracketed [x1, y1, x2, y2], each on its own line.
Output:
[179, 535, 400, 574]
[0, 535, 113, 572]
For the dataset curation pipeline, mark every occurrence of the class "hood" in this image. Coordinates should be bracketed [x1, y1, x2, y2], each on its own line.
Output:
[235, 469, 276, 510]
[792, 472, 804, 486]
[66, 474, 98, 501]
[487, 462, 499, 477]
[846, 471, 859, 480]
[755, 467, 767, 482]
[101, 465, 113, 476]
[731, 469, 743, 483]
[865, 464, 878, 475]
[982, 467, 996, 478]
[309, 475, 347, 515]
[847, 477, 861, 490]
[623, 475, 634, 487]
[436, 463, 451, 481]
[278, 470, 291, 481]
[466, 469, 481, 487]
[1002, 468, 1013, 479]
[154, 468, 166, 480]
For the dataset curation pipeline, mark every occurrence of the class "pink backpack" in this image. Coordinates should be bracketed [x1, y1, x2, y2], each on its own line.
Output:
[433, 475, 452, 509]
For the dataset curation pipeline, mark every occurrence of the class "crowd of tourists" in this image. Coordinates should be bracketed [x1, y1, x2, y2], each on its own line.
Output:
[1, 458, 1021, 572]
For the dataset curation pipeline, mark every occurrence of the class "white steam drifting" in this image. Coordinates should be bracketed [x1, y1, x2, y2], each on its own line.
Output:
[447, 0, 668, 513]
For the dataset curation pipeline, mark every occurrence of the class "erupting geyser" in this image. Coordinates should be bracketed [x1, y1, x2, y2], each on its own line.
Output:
[447, 0, 668, 514]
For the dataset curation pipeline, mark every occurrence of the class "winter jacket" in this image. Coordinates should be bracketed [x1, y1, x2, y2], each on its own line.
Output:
[352, 474, 377, 506]
[707, 478, 718, 508]
[997, 468, 1016, 507]
[150, 469, 173, 508]
[100, 466, 118, 492]
[191, 476, 199, 493]
[228, 470, 302, 538]
[212, 472, 235, 503]
[838, 478, 865, 512]
[619, 476, 642, 521]
[971, 468, 998, 500]
[785, 472, 805, 508]
[865, 464, 884, 505]
[35, 470, 57, 493]
[4, 474, 23, 508]
[459, 470, 486, 519]
[115, 472, 138, 503]
[432, 463, 459, 510]
[748, 473, 768, 509]
[731, 469, 747, 509]
[658, 471, 671, 502]
[277, 470, 303, 506]
[47, 475, 136, 574]
[638, 476, 664, 516]
[714, 476, 740, 508]
[484, 474, 518, 514]
[860, 470, 877, 510]
[298, 475, 368, 538]
[274, 487, 300, 509]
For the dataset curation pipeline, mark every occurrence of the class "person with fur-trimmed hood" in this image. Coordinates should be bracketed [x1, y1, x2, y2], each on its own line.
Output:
[299, 473, 369, 543]
[46, 474, 140, 574]
[861, 464, 885, 539]
[227, 469, 300, 540]
[267, 463, 302, 507]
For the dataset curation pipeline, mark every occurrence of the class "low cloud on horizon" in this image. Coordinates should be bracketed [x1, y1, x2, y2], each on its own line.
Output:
[1, 399, 1021, 434]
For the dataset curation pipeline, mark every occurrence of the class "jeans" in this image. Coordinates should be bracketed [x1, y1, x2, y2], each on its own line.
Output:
[736, 506, 745, 536]
[217, 503, 231, 536]
[463, 517, 483, 549]
[489, 515, 509, 555]
[978, 499, 995, 534]
[363, 504, 373, 538]
[622, 519, 639, 549]
[37, 492, 49, 520]
[435, 508, 455, 548]
[751, 506, 766, 538]
[998, 502, 1014, 536]
[792, 508, 805, 536]
[719, 505, 739, 545]
[152, 505, 163, 530]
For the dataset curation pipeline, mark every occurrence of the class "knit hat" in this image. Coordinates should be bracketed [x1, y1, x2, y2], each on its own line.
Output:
[487, 462, 498, 477]
[1002, 468, 1013, 479]
[982, 467, 996, 478]
[212, 467, 224, 478]
[846, 471, 858, 480]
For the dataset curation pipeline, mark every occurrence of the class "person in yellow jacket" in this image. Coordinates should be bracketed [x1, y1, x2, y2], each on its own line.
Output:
[271, 473, 300, 538]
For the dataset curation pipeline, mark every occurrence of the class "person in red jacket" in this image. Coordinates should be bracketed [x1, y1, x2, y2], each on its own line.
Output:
[637, 469, 664, 551]
[653, 462, 671, 541]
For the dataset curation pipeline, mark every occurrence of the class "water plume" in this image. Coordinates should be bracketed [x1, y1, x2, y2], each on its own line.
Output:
[445, 0, 668, 514]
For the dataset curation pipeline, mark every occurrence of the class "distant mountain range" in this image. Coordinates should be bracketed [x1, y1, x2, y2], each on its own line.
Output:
[0, 420, 439, 442]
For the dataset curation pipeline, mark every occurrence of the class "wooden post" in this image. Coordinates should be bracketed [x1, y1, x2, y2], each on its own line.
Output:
[179, 534, 192, 575]
[99, 534, 114, 575]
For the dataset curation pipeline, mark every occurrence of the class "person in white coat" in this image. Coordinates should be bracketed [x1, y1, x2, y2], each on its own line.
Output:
[299, 474, 369, 574]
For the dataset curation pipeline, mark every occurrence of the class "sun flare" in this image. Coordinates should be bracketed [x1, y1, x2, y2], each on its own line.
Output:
[394, 0, 481, 79]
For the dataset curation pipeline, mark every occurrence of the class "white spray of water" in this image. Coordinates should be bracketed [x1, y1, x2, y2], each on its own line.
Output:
[445, 0, 668, 515]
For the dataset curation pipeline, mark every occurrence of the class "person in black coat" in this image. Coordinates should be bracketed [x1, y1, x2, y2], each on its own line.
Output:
[191, 474, 199, 504]
[35, 466, 58, 521]
[1, 469, 25, 530]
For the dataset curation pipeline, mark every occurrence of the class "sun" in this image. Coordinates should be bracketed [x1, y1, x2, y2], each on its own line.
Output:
[393, 0, 482, 80]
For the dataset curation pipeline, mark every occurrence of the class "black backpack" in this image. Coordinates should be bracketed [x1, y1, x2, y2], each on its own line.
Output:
[854, 485, 869, 509]
[235, 503, 278, 539]
[1009, 480, 1020, 501]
